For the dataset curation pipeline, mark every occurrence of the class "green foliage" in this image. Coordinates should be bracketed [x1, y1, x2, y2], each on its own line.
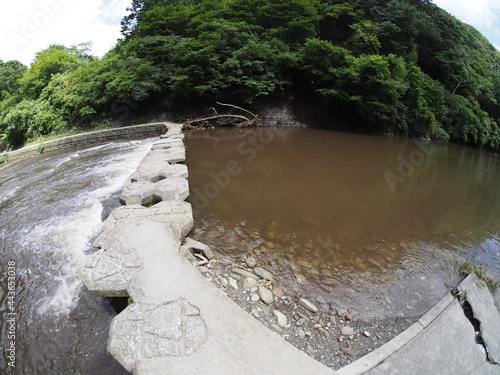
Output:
[1, 0, 500, 151]
[0, 99, 67, 147]
[0, 60, 27, 100]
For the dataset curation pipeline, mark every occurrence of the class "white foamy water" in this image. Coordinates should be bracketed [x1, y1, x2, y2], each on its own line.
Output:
[17, 139, 153, 317]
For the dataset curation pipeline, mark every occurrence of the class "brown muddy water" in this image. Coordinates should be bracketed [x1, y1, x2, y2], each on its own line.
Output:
[185, 127, 500, 319]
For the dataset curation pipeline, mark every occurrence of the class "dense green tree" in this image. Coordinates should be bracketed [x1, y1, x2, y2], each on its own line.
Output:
[0, 60, 27, 100]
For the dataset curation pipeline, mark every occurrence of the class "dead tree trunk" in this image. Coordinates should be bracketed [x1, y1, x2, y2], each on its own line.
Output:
[184, 102, 262, 129]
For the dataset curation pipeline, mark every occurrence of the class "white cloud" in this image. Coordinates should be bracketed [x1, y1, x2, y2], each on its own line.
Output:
[0, 0, 130, 65]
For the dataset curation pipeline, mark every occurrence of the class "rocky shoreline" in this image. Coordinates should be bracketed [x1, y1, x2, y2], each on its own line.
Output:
[186, 247, 417, 370]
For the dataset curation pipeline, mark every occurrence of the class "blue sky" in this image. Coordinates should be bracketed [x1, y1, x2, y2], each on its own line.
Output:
[0, 0, 499, 66]
[434, 0, 500, 49]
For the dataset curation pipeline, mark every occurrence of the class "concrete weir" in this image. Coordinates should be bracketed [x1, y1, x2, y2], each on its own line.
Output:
[81, 123, 500, 375]
[80, 123, 337, 375]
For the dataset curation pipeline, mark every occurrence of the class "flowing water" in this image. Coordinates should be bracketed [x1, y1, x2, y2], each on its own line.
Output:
[1, 127, 499, 373]
[185, 127, 500, 318]
[0, 139, 154, 374]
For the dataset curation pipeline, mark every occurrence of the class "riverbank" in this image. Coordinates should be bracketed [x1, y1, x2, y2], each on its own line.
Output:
[185, 250, 417, 370]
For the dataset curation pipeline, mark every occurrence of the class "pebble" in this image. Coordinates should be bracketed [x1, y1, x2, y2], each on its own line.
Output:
[253, 267, 274, 281]
[342, 347, 357, 356]
[242, 277, 257, 289]
[219, 277, 228, 287]
[313, 324, 322, 329]
[258, 287, 274, 304]
[363, 331, 371, 337]
[296, 317, 307, 326]
[251, 308, 260, 318]
[296, 260, 313, 267]
[341, 326, 355, 336]
[299, 298, 319, 313]
[228, 277, 238, 290]
[198, 266, 209, 274]
[273, 284, 286, 298]
[273, 310, 288, 328]
[232, 268, 260, 280]
[298, 329, 306, 338]
[345, 309, 358, 320]
[315, 295, 328, 304]
[330, 301, 342, 311]
[337, 308, 348, 317]
[251, 294, 260, 302]
[229, 273, 242, 281]
[245, 257, 257, 268]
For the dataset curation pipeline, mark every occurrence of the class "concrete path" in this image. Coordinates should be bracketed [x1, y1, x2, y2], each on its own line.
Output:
[81, 123, 500, 375]
[340, 274, 500, 375]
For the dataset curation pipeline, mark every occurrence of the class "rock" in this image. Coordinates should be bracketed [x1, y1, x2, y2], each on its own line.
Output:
[345, 309, 358, 320]
[297, 260, 313, 267]
[245, 257, 257, 268]
[251, 294, 260, 302]
[258, 287, 274, 304]
[228, 277, 238, 290]
[253, 267, 274, 281]
[242, 278, 257, 289]
[363, 331, 371, 337]
[330, 315, 336, 324]
[294, 272, 307, 285]
[341, 326, 355, 336]
[337, 308, 348, 317]
[272, 284, 286, 298]
[229, 273, 242, 281]
[219, 277, 228, 287]
[182, 237, 214, 260]
[330, 300, 342, 311]
[299, 298, 319, 313]
[296, 317, 307, 326]
[298, 329, 306, 338]
[251, 308, 260, 318]
[316, 295, 328, 304]
[232, 268, 260, 280]
[342, 347, 357, 356]
[273, 310, 288, 328]
[198, 266, 208, 274]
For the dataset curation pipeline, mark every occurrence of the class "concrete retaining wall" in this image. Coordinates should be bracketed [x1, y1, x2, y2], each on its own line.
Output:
[2, 123, 168, 163]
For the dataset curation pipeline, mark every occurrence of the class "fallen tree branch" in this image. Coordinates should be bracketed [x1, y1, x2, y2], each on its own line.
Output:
[184, 103, 262, 129]
[185, 114, 250, 126]
[216, 102, 258, 120]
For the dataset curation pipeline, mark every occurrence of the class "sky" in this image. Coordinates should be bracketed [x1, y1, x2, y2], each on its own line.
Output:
[0, 0, 499, 66]
[433, 0, 500, 49]
[0, 0, 130, 65]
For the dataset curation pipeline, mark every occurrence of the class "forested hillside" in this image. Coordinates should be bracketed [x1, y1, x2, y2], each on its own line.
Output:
[1, 0, 500, 151]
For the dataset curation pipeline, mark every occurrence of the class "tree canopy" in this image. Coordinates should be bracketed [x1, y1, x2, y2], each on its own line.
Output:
[1, 0, 500, 151]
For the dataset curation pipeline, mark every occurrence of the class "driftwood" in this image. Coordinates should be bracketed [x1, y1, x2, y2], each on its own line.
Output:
[184, 102, 262, 129]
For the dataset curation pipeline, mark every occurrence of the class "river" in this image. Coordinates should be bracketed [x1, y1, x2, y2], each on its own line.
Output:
[185, 127, 500, 319]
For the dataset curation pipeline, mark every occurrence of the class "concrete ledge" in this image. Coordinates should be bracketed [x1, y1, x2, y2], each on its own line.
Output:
[2, 122, 174, 163]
